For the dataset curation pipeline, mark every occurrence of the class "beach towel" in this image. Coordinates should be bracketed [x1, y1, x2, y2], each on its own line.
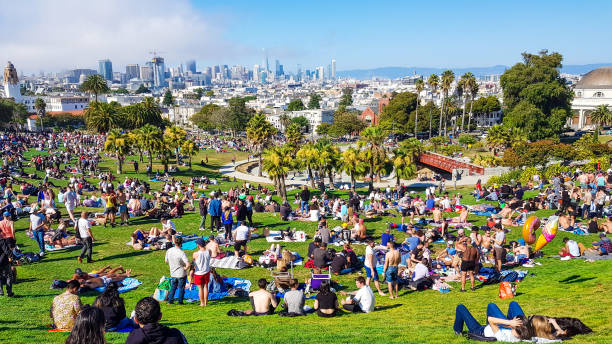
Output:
[210, 255, 246, 269]
[45, 244, 81, 252]
[265, 230, 307, 243]
[94, 277, 142, 294]
[171, 277, 252, 301]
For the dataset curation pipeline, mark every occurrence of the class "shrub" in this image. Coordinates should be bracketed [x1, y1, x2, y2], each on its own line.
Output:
[543, 163, 570, 180]
[519, 167, 540, 185]
[486, 168, 522, 186]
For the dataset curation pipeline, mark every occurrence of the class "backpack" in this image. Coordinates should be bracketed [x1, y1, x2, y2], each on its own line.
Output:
[499, 281, 516, 300]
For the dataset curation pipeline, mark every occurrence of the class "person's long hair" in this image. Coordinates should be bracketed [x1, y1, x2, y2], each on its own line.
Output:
[93, 283, 124, 310]
[529, 315, 555, 339]
[65, 306, 106, 344]
[319, 281, 333, 296]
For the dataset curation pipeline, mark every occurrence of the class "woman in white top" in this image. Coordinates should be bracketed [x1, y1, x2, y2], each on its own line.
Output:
[453, 301, 532, 342]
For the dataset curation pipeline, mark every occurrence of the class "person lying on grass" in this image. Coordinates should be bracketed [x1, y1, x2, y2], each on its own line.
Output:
[71, 266, 132, 289]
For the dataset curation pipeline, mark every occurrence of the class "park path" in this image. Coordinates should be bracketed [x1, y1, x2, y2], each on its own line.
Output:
[219, 160, 491, 189]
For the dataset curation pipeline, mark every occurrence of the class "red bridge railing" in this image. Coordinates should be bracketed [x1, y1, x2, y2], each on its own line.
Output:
[418, 151, 485, 176]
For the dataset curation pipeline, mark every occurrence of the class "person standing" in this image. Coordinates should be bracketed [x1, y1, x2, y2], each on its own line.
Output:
[460, 244, 480, 292]
[198, 195, 208, 231]
[0, 212, 15, 247]
[0, 237, 14, 297]
[492, 224, 506, 273]
[77, 211, 95, 263]
[191, 238, 211, 307]
[165, 236, 190, 305]
[208, 193, 221, 233]
[364, 239, 385, 296]
[383, 241, 400, 299]
[64, 186, 78, 225]
[300, 186, 310, 215]
[103, 190, 117, 228]
[28, 205, 47, 256]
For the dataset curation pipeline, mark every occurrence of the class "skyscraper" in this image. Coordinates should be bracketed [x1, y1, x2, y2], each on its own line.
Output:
[185, 60, 196, 74]
[125, 64, 139, 80]
[331, 59, 336, 79]
[151, 57, 165, 87]
[98, 59, 113, 81]
[253, 64, 260, 82]
[139, 65, 153, 81]
[275, 59, 281, 77]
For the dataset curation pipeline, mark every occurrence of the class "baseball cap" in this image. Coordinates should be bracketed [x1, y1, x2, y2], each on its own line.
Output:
[74, 268, 83, 275]
[3, 211, 10, 217]
[600, 232, 607, 237]
[196, 238, 206, 246]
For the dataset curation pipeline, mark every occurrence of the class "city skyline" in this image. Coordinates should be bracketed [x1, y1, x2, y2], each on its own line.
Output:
[2, 0, 612, 74]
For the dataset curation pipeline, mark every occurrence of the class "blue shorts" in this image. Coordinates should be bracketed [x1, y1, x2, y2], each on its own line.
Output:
[385, 266, 398, 282]
[364, 266, 379, 281]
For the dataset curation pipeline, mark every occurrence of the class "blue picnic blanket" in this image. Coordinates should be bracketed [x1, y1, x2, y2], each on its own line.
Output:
[95, 277, 142, 294]
[172, 277, 251, 301]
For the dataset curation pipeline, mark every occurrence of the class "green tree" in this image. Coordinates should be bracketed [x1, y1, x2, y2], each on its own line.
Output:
[34, 98, 46, 131]
[500, 50, 573, 140]
[439, 70, 455, 136]
[83, 101, 121, 133]
[190, 104, 221, 131]
[0, 98, 27, 124]
[121, 97, 163, 130]
[104, 129, 130, 174]
[226, 97, 254, 135]
[315, 138, 340, 186]
[286, 99, 306, 111]
[135, 84, 150, 94]
[128, 129, 145, 163]
[458, 73, 476, 133]
[316, 122, 332, 136]
[285, 123, 304, 152]
[81, 74, 109, 102]
[427, 74, 440, 138]
[308, 93, 322, 109]
[379, 92, 418, 132]
[414, 79, 425, 136]
[246, 113, 278, 176]
[162, 90, 174, 107]
[392, 138, 423, 185]
[358, 126, 387, 192]
[164, 125, 187, 168]
[340, 147, 366, 190]
[290, 116, 309, 132]
[279, 113, 291, 133]
[205, 90, 214, 97]
[339, 87, 353, 108]
[262, 145, 293, 202]
[296, 143, 319, 188]
[590, 105, 612, 139]
[333, 109, 367, 136]
[458, 133, 477, 146]
[113, 88, 129, 94]
[181, 139, 198, 170]
[140, 124, 163, 171]
[194, 88, 205, 99]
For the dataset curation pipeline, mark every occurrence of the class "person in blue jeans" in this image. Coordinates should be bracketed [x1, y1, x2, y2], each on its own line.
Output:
[165, 237, 190, 305]
[453, 301, 532, 341]
[28, 206, 47, 256]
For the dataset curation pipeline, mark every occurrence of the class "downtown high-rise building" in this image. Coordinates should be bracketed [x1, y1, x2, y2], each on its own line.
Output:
[125, 64, 139, 80]
[331, 59, 336, 79]
[97, 59, 113, 81]
[140, 65, 153, 81]
[152, 56, 165, 87]
[253, 64, 260, 82]
[185, 60, 196, 74]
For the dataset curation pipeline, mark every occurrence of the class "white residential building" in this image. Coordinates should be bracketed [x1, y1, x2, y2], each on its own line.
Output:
[267, 109, 334, 135]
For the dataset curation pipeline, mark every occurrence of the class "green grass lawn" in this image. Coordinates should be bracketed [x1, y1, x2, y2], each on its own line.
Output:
[1, 148, 611, 344]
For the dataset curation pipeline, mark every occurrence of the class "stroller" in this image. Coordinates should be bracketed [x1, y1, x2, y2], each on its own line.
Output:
[11, 246, 41, 264]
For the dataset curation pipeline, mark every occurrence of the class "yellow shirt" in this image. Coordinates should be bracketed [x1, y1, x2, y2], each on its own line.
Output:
[52, 292, 82, 330]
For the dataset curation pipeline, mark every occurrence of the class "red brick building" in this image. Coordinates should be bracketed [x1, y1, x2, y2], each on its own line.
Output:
[360, 96, 390, 126]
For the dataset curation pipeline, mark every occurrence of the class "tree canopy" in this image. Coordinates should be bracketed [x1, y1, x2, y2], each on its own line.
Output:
[379, 92, 417, 132]
[286, 99, 306, 111]
[162, 90, 174, 106]
[500, 50, 573, 140]
[135, 84, 150, 94]
[308, 93, 321, 109]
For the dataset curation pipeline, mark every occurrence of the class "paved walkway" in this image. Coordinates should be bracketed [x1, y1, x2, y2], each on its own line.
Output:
[219, 160, 491, 188]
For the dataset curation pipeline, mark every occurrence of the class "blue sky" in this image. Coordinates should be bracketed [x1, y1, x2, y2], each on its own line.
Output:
[1, 0, 610, 73]
[193, 0, 612, 71]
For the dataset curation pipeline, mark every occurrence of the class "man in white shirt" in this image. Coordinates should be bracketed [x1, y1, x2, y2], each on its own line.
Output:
[165, 236, 190, 305]
[409, 258, 430, 290]
[161, 217, 177, 237]
[340, 276, 375, 313]
[364, 240, 385, 296]
[77, 211, 95, 263]
[559, 237, 583, 258]
[64, 186, 78, 224]
[233, 224, 251, 257]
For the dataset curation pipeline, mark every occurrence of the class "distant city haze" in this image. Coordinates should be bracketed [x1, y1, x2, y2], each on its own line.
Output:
[1, 0, 612, 74]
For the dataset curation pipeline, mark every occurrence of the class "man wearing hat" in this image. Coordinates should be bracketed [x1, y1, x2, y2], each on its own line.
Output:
[28, 205, 47, 256]
[190, 238, 211, 307]
[198, 194, 208, 231]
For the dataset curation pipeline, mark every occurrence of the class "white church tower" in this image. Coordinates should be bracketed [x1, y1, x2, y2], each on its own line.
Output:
[3, 61, 21, 102]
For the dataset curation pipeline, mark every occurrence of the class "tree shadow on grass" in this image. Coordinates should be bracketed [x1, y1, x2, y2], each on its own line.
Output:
[100, 250, 152, 261]
[559, 275, 596, 284]
[163, 320, 200, 326]
[375, 304, 403, 311]
[14, 277, 39, 284]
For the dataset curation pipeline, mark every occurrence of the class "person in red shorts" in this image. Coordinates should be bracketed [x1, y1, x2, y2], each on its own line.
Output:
[190, 238, 211, 307]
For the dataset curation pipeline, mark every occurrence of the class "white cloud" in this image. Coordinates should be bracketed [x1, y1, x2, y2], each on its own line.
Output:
[0, 0, 248, 73]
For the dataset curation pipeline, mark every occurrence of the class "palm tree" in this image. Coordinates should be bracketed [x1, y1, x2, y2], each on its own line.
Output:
[279, 113, 291, 133]
[83, 101, 121, 133]
[140, 124, 163, 171]
[427, 74, 439, 139]
[440, 70, 455, 137]
[34, 98, 46, 132]
[358, 126, 387, 192]
[128, 128, 145, 163]
[181, 139, 198, 170]
[340, 147, 365, 190]
[104, 129, 130, 174]
[507, 127, 528, 148]
[315, 138, 340, 187]
[414, 79, 425, 136]
[458, 73, 471, 133]
[246, 113, 278, 176]
[296, 143, 319, 188]
[123, 97, 163, 129]
[485, 125, 508, 156]
[392, 138, 423, 186]
[590, 105, 612, 137]
[164, 125, 187, 168]
[467, 77, 479, 131]
[285, 122, 304, 153]
[81, 74, 109, 102]
[262, 145, 293, 202]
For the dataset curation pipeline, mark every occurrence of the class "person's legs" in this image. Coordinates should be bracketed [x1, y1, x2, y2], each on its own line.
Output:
[33, 230, 45, 253]
[469, 271, 475, 290]
[454, 304, 485, 335]
[460, 271, 466, 291]
[342, 303, 362, 313]
[199, 215, 206, 229]
[177, 276, 186, 304]
[84, 237, 93, 261]
[506, 301, 525, 319]
[486, 303, 507, 322]
[168, 277, 178, 304]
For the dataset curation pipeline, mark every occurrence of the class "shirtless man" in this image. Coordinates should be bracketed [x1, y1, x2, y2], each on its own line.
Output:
[383, 241, 400, 299]
[557, 212, 573, 232]
[460, 244, 480, 292]
[351, 218, 366, 241]
[243, 278, 278, 315]
[512, 241, 530, 260]
[469, 226, 482, 247]
[602, 217, 612, 234]
[205, 237, 222, 258]
[432, 206, 442, 223]
[72, 266, 132, 289]
[481, 229, 493, 263]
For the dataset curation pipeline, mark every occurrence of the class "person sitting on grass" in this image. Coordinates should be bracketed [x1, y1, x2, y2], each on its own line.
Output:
[126, 297, 188, 344]
[50, 280, 83, 330]
[282, 279, 305, 316]
[409, 258, 432, 291]
[92, 283, 135, 332]
[314, 280, 339, 317]
[64, 306, 107, 344]
[558, 237, 584, 258]
[340, 276, 375, 313]
[242, 278, 278, 316]
[588, 233, 612, 255]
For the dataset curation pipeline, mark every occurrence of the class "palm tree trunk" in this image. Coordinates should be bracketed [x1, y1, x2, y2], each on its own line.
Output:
[175, 148, 180, 168]
[258, 153, 263, 177]
[468, 98, 474, 132]
[414, 98, 419, 137]
[351, 172, 356, 191]
[148, 152, 153, 171]
[428, 108, 433, 139]
[308, 167, 315, 188]
[396, 172, 401, 186]
[189, 156, 192, 171]
[138, 150, 143, 163]
[328, 170, 334, 187]
[368, 161, 374, 192]
[117, 156, 123, 174]
[461, 96, 467, 132]
[439, 95, 445, 136]
[280, 176, 287, 202]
